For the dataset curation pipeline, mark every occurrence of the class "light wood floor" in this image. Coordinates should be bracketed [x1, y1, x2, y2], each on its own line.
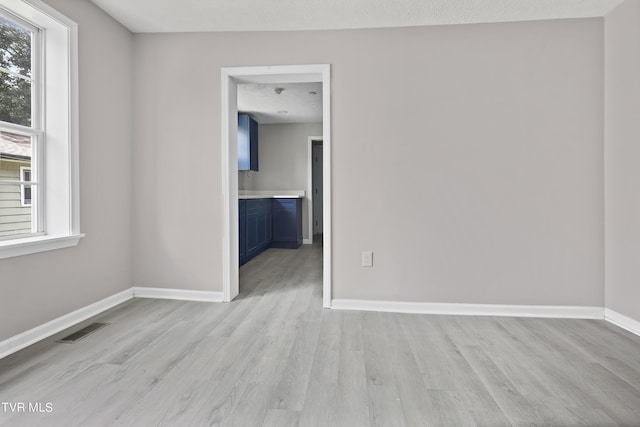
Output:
[2, 243, 640, 426]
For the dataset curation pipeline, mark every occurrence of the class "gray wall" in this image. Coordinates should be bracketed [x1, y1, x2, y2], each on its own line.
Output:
[239, 123, 323, 241]
[0, 0, 133, 341]
[132, 19, 605, 306]
[604, 0, 640, 323]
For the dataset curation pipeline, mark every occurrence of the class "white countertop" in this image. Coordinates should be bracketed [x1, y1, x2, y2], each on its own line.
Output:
[238, 190, 305, 199]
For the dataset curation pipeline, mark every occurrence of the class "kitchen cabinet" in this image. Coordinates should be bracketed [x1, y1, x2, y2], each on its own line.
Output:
[239, 199, 246, 264]
[239, 197, 302, 266]
[238, 114, 258, 171]
[272, 198, 302, 249]
[246, 198, 271, 259]
[240, 198, 271, 265]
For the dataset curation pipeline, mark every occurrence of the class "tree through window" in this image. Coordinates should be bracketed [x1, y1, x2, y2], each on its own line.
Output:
[0, 11, 37, 238]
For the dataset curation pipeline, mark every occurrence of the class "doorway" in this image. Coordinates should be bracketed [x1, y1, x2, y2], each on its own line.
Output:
[221, 64, 332, 308]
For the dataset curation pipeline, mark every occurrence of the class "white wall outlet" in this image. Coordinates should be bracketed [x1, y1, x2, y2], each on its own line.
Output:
[362, 251, 373, 267]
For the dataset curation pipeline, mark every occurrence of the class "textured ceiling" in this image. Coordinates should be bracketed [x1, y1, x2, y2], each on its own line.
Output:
[90, 0, 624, 33]
[238, 83, 323, 124]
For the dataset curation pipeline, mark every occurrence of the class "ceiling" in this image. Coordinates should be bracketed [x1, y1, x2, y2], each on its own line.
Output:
[238, 83, 322, 125]
[90, 0, 624, 33]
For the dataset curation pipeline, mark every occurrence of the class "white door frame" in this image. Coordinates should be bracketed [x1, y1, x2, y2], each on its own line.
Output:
[307, 136, 323, 244]
[221, 64, 332, 308]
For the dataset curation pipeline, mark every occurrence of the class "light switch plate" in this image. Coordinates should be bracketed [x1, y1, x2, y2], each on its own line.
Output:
[362, 251, 373, 267]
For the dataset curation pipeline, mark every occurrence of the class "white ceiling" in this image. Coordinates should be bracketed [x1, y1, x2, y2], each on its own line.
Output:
[90, 0, 624, 33]
[238, 83, 323, 124]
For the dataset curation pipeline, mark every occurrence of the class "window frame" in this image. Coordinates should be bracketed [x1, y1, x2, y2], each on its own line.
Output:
[19, 165, 31, 207]
[0, 0, 83, 259]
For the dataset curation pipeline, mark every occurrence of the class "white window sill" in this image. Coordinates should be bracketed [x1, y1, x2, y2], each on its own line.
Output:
[0, 234, 85, 260]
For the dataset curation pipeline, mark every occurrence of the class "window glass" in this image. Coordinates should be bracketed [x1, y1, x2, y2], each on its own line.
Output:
[0, 130, 31, 176]
[0, 15, 32, 127]
[0, 130, 33, 237]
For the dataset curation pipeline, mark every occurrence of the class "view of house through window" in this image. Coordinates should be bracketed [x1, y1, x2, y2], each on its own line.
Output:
[21, 166, 31, 205]
[0, 13, 38, 238]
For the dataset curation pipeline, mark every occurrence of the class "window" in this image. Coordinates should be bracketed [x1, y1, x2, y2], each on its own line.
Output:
[20, 166, 31, 206]
[0, 12, 39, 238]
[0, 0, 82, 259]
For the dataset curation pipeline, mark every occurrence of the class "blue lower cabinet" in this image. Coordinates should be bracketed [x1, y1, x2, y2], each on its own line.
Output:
[272, 198, 302, 249]
[239, 200, 246, 265]
[239, 197, 301, 266]
[253, 198, 271, 252]
[246, 207, 259, 258]
[261, 199, 272, 250]
[239, 198, 273, 266]
[245, 199, 266, 260]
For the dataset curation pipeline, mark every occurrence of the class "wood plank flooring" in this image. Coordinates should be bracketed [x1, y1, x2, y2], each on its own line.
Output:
[2, 243, 640, 426]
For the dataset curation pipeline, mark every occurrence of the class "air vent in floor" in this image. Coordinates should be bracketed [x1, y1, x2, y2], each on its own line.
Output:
[56, 323, 110, 344]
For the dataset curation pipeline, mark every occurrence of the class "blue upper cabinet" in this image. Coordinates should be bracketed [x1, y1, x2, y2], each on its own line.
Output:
[238, 114, 258, 171]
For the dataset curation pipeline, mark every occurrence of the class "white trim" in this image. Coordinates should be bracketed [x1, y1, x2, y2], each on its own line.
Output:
[239, 190, 304, 199]
[321, 66, 331, 308]
[307, 137, 313, 241]
[605, 308, 640, 337]
[221, 64, 332, 306]
[331, 299, 605, 319]
[0, 233, 84, 259]
[221, 67, 238, 302]
[0, 286, 226, 359]
[132, 287, 224, 302]
[68, 9, 81, 236]
[0, 288, 133, 360]
[303, 239, 312, 245]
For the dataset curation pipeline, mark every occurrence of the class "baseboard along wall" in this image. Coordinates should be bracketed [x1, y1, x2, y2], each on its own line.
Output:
[605, 308, 640, 337]
[331, 299, 605, 319]
[0, 287, 223, 359]
[2, 291, 639, 360]
[132, 287, 223, 302]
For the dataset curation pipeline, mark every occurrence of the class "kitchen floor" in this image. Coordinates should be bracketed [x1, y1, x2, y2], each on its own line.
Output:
[1, 242, 640, 426]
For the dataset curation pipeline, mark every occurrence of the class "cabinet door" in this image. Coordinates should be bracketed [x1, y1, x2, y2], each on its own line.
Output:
[239, 200, 246, 264]
[265, 199, 272, 244]
[238, 114, 259, 171]
[238, 114, 251, 171]
[294, 198, 302, 244]
[246, 200, 259, 256]
[272, 199, 293, 241]
[249, 117, 259, 171]
[256, 201, 267, 250]
[272, 199, 302, 249]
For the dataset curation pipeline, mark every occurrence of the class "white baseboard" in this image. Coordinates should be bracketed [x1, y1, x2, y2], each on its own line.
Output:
[133, 287, 224, 302]
[5, 290, 632, 363]
[0, 286, 225, 360]
[331, 299, 605, 319]
[303, 239, 312, 245]
[605, 308, 640, 337]
[0, 288, 134, 360]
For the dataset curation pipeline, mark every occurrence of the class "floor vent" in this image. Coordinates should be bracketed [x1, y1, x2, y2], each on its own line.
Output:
[56, 323, 110, 344]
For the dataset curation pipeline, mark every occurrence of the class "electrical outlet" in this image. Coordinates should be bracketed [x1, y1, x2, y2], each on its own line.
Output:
[362, 251, 373, 267]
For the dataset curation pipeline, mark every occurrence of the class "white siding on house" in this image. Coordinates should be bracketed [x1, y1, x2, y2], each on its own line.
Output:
[0, 160, 32, 236]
